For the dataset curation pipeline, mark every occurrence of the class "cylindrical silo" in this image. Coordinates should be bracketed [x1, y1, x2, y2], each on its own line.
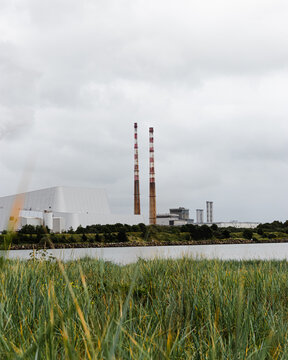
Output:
[43, 210, 53, 230]
[65, 213, 79, 231]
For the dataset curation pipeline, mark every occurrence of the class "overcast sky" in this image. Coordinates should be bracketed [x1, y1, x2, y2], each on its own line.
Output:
[1, 0, 288, 223]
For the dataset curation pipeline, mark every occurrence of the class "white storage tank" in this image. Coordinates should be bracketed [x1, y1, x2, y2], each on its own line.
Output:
[53, 217, 65, 233]
[43, 210, 53, 230]
[65, 213, 79, 231]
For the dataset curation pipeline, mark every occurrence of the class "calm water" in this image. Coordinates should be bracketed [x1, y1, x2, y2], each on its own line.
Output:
[2, 243, 288, 265]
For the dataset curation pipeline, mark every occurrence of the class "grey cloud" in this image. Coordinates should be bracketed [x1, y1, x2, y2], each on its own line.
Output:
[0, 42, 39, 106]
[1, 0, 288, 222]
[12, 0, 288, 111]
[0, 106, 34, 139]
[0, 42, 37, 139]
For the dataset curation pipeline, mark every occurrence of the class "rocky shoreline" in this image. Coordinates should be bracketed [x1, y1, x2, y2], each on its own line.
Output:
[6, 238, 288, 250]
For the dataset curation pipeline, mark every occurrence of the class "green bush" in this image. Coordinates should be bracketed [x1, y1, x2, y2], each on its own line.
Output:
[242, 229, 253, 240]
[117, 229, 128, 242]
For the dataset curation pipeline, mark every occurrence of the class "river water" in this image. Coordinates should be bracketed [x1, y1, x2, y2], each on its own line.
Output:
[2, 243, 288, 265]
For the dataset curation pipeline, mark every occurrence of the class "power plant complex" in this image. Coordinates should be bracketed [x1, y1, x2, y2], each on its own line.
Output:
[0, 123, 259, 232]
[156, 202, 214, 226]
[0, 123, 157, 233]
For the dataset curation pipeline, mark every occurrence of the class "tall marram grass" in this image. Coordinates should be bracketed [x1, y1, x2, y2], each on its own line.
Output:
[1, 257, 288, 359]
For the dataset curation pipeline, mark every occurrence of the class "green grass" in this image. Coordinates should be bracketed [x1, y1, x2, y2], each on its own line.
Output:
[1, 257, 288, 359]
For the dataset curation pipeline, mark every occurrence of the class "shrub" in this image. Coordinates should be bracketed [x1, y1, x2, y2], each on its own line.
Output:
[222, 229, 230, 238]
[117, 230, 128, 243]
[38, 235, 53, 247]
[95, 233, 101, 242]
[190, 225, 213, 240]
[257, 227, 264, 235]
[211, 224, 218, 231]
[68, 235, 76, 243]
[184, 233, 191, 241]
[242, 229, 253, 240]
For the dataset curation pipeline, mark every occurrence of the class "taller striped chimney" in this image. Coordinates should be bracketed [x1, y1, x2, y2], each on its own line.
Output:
[149, 127, 156, 224]
[134, 123, 141, 215]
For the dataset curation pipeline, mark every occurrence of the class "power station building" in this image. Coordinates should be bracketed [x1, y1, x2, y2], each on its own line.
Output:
[0, 186, 144, 233]
[156, 207, 193, 226]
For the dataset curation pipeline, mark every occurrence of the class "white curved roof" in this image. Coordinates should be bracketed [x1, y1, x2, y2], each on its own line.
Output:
[0, 186, 110, 213]
[0, 186, 144, 231]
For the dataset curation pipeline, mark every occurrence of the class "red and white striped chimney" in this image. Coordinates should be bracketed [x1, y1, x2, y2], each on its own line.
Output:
[134, 123, 141, 215]
[149, 127, 156, 224]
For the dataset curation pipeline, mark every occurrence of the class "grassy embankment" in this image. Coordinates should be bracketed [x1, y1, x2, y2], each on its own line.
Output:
[1, 256, 288, 358]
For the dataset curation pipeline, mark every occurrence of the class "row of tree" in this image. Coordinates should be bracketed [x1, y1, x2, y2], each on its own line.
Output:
[256, 221, 288, 233]
[1, 221, 285, 246]
[0, 223, 230, 244]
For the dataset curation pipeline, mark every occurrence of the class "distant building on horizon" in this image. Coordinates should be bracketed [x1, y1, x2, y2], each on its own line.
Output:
[214, 221, 260, 229]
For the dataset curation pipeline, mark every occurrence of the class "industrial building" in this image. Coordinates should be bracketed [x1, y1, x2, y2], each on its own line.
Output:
[0, 186, 144, 233]
[156, 213, 185, 226]
[170, 207, 189, 220]
[196, 209, 204, 224]
[156, 207, 193, 226]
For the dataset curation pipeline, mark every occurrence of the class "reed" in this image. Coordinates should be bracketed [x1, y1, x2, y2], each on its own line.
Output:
[1, 257, 288, 359]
